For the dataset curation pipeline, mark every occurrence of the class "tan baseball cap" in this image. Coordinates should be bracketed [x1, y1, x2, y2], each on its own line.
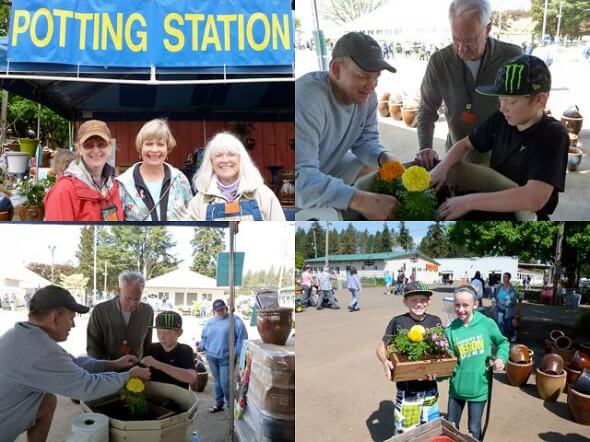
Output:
[77, 120, 111, 144]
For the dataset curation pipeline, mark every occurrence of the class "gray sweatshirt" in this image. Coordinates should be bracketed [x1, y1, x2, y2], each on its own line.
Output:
[0, 322, 128, 441]
[87, 297, 154, 360]
[296, 71, 386, 209]
[418, 38, 522, 163]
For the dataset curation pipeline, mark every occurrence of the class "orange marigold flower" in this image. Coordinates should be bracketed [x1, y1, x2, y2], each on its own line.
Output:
[379, 160, 405, 181]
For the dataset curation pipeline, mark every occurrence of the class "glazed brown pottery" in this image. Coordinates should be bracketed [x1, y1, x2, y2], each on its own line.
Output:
[561, 115, 584, 135]
[573, 369, 590, 396]
[401, 108, 418, 127]
[568, 385, 590, 425]
[192, 371, 208, 393]
[506, 360, 533, 387]
[569, 133, 579, 147]
[18, 205, 44, 221]
[551, 346, 576, 366]
[529, 349, 535, 363]
[510, 344, 530, 363]
[544, 338, 554, 354]
[540, 353, 565, 375]
[536, 368, 566, 401]
[256, 307, 293, 345]
[549, 329, 565, 342]
[566, 366, 582, 385]
[389, 103, 402, 121]
[570, 351, 590, 372]
[0, 210, 13, 221]
[553, 335, 572, 349]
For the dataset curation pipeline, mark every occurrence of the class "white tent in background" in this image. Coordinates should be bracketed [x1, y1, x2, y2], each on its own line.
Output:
[0, 265, 52, 304]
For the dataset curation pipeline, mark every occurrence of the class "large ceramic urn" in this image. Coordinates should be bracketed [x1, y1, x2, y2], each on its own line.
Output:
[570, 351, 590, 372]
[536, 368, 566, 401]
[568, 385, 590, 425]
[506, 360, 533, 387]
[256, 307, 293, 346]
[540, 353, 565, 375]
[510, 344, 530, 363]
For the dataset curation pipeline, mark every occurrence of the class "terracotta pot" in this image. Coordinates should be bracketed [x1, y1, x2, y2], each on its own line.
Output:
[566, 366, 582, 385]
[0, 210, 14, 221]
[256, 307, 293, 345]
[389, 103, 402, 120]
[574, 369, 590, 396]
[552, 346, 576, 366]
[570, 351, 590, 372]
[18, 205, 44, 221]
[510, 344, 530, 363]
[549, 329, 565, 342]
[544, 338, 554, 354]
[193, 371, 209, 393]
[540, 353, 565, 375]
[561, 115, 584, 135]
[401, 108, 418, 127]
[378, 101, 390, 118]
[429, 437, 454, 442]
[536, 368, 566, 401]
[568, 385, 590, 425]
[506, 360, 533, 387]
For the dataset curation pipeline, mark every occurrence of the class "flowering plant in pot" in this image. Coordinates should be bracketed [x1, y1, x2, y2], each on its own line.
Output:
[17, 176, 51, 221]
[373, 161, 437, 219]
[120, 378, 149, 416]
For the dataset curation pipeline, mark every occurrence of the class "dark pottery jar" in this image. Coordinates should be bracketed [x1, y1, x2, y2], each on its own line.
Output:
[570, 351, 590, 372]
[568, 385, 590, 425]
[510, 344, 530, 364]
[256, 307, 293, 346]
[506, 360, 533, 387]
[540, 353, 565, 375]
[573, 369, 590, 396]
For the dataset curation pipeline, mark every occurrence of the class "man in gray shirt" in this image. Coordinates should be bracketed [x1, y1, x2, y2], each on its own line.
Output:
[296, 32, 400, 220]
[87, 271, 154, 360]
[0, 285, 150, 442]
[416, 0, 521, 168]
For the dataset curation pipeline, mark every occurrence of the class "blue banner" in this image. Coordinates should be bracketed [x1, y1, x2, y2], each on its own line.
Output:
[8, 0, 293, 68]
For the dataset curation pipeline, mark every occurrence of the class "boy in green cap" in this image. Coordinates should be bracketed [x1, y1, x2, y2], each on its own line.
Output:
[141, 311, 196, 389]
[376, 282, 443, 435]
[426, 54, 569, 220]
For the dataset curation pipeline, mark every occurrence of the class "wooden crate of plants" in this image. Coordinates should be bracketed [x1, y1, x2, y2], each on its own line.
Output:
[389, 351, 457, 382]
[385, 417, 478, 441]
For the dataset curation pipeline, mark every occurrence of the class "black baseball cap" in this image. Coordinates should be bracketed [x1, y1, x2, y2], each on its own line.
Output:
[332, 32, 396, 73]
[29, 285, 89, 314]
[403, 281, 433, 298]
[476, 55, 551, 97]
[153, 311, 182, 329]
[213, 299, 227, 311]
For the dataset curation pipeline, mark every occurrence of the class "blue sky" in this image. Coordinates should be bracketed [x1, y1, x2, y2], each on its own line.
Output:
[295, 221, 450, 246]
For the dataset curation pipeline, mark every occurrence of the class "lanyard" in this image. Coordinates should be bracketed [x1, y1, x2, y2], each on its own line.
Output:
[460, 38, 488, 110]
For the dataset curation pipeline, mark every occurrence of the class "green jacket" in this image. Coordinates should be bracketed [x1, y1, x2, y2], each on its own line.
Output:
[445, 311, 509, 401]
[418, 38, 522, 164]
[87, 297, 154, 360]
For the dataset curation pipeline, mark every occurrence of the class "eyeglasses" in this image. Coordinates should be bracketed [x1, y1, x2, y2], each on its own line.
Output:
[81, 141, 109, 150]
[452, 28, 485, 49]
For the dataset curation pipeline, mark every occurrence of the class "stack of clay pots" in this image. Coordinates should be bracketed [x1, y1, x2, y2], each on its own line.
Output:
[568, 368, 590, 425]
[506, 344, 534, 387]
[536, 353, 566, 401]
[378, 92, 391, 118]
[388, 92, 404, 121]
[545, 329, 575, 365]
[401, 97, 419, 128]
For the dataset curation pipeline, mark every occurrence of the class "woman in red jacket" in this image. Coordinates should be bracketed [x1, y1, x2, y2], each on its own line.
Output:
[44, 120, 123, 221]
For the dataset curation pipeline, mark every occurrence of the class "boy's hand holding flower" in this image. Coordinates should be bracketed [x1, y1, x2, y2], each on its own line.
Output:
[109, 355, 138, 370]
[141, 356, 162, 370]
[128, 366, 150, 381]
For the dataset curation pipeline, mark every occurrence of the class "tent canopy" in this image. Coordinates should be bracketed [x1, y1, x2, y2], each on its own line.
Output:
[0, 37, 294, 121]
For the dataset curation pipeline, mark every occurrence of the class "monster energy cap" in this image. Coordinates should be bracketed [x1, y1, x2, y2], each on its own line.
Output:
[476, 55, 551, 97]
[332, 32, 397, 73]
[403, 281, 433, 298]
[153, 310, 182, 329]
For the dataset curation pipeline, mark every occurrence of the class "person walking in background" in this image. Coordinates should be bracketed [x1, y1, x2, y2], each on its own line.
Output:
[384, 271, 393, 295]
[347, 267, 362, 312]
[470, 271, 485, 308]
[493, 272, 518, 342]
[301, 265, 316, 307]
[396, 270, 405, 296]
[317, 266, 340, 310]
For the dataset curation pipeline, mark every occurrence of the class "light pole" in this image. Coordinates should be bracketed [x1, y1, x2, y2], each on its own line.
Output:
[541, 0, 549, 42]
[324, 221, 331, 267]
[48, 245, 56, 283]
[556, 0, 564, 44]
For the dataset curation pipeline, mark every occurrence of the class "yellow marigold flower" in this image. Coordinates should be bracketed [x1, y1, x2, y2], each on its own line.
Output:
[126, 378, 145, 393]
[402, 166, 430, 192]
[379, 160, 405, 181]
[408, 325, 426, 343]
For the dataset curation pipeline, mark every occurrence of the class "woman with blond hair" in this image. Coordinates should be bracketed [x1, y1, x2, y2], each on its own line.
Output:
[117, 119, 192, 221]
[185, 132, 285, 220]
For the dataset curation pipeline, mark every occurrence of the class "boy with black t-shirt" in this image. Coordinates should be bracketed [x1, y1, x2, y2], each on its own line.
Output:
[427, 54, 568, 220]
[376, 282, 443, 435]
[141, 311, 196, 389]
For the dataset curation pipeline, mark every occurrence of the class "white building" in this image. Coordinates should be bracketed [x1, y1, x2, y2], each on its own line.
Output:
[305, 252, 441, 284]
[0, 265, 52, 304]
[436, 257, 519, 285]
[144, 268, 227, 307]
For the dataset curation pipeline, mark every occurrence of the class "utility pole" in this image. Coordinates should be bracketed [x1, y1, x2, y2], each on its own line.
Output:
[556, 0, 564, 44]
[312, 228, 317, 258]
[552, 222, 565, 305]
[104, 261, 108, 295]
[48, 245, 56, 283]
[93, 226, 97, 306]
[324, 221, 331, 267]
[541, 0, 549, 42]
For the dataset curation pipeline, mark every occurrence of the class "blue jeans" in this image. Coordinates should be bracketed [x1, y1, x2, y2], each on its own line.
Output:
[302, 285, 313, 306]
[447, 396, 486, 440]
[348, 289, 360, 309]
[207, 356, 230, 407]
[397, 283, 404, 296]
[496, 308, 516, 341]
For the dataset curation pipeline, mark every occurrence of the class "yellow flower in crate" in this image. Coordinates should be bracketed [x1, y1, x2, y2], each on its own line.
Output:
[126, 378, 145, 393]
[379, 160, 405, 181]
[407, 325, 426, 343]
[402, 166, 430, 192]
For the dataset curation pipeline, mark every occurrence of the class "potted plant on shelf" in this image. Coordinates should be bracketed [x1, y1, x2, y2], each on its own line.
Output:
[17, 176, 50, 221]
[386, 324, 457, 382]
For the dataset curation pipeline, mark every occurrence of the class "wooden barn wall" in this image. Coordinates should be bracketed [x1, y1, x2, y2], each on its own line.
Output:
[81, 120, 294, 183]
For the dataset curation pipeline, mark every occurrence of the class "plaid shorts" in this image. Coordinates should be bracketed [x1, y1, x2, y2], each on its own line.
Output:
[394, 386, 440, 434]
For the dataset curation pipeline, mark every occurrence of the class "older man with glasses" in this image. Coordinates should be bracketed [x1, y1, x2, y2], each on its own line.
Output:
[415, 0, 522, 169]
